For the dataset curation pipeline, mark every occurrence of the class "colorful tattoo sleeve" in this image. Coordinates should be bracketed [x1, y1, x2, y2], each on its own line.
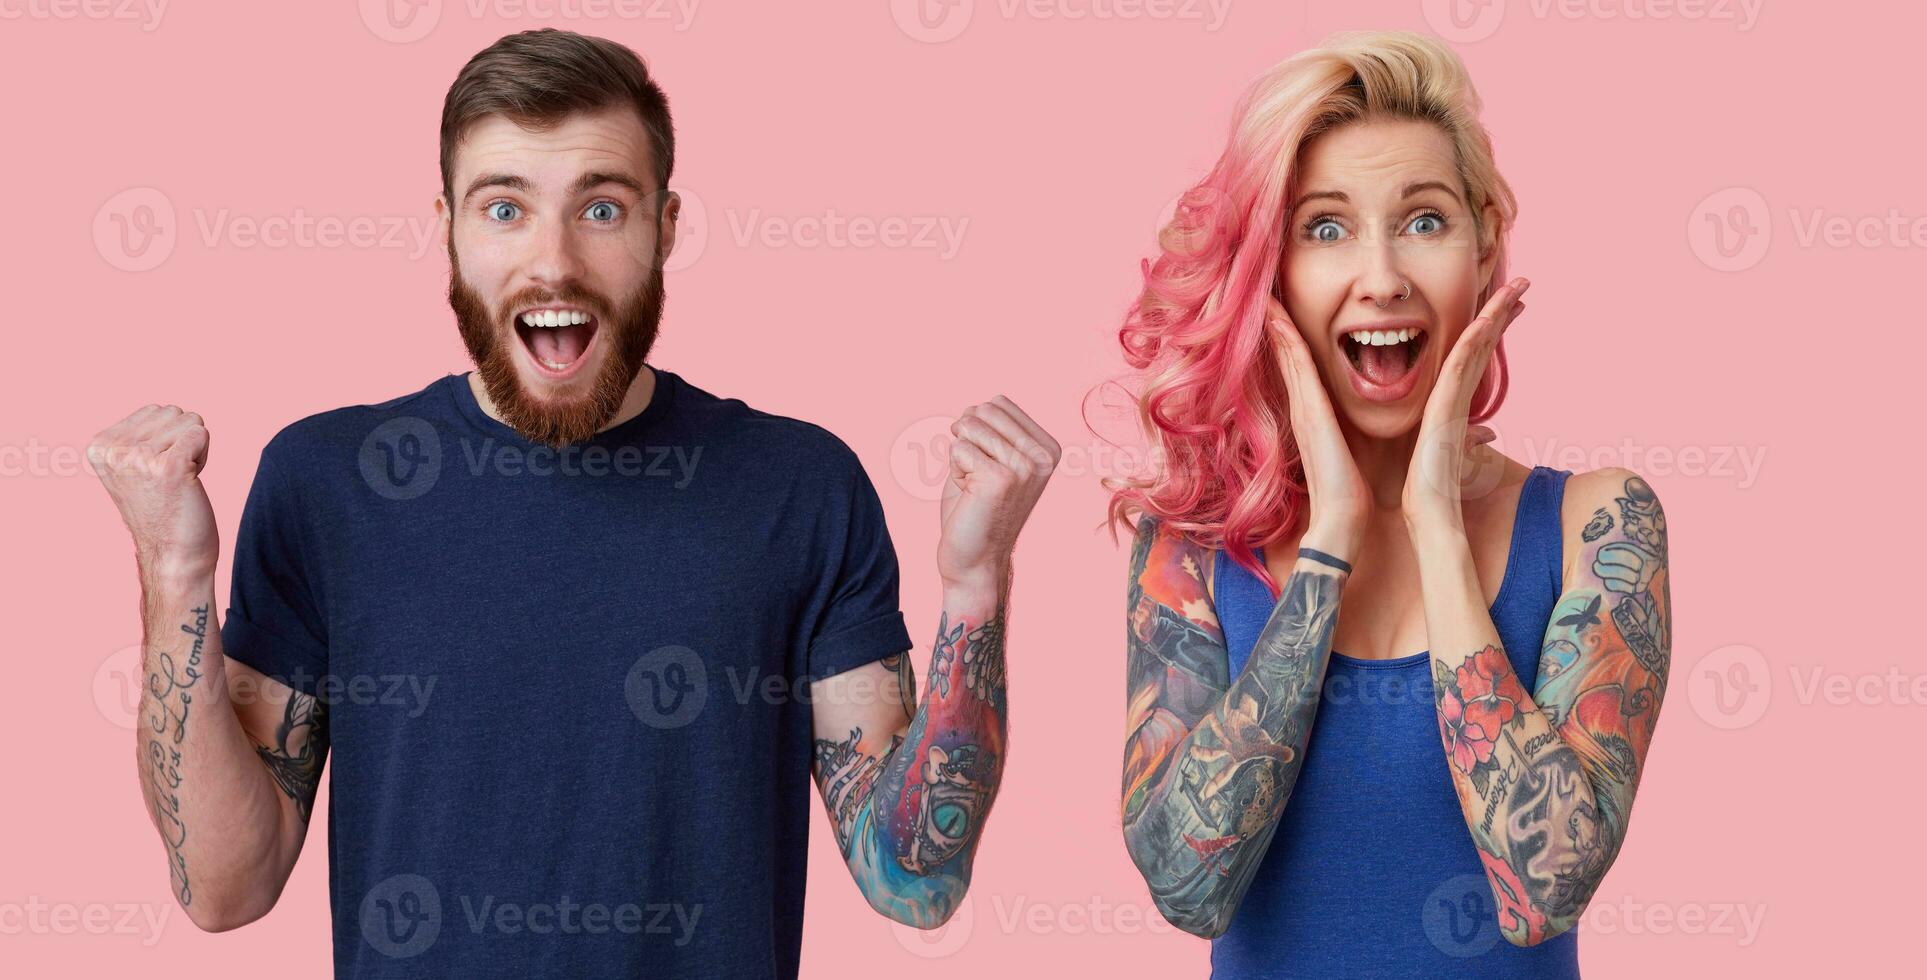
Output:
[1430, 471, 1671, 945]
[1119, 516, 1348, 938]
[812, 592, 1008, 928]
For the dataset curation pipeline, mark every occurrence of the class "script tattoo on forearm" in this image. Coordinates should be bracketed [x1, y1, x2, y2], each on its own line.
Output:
[141, 605, 209, 907]
[814, 608, 1008, 926]
[1435, 474, 1670, 946]
[252, 691, 329, 824]
[1120, 517, 1344, 938]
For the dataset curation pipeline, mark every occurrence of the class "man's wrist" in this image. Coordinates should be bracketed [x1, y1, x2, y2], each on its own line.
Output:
[940, 562, 1009, 614]
[137, 549, 216, 595]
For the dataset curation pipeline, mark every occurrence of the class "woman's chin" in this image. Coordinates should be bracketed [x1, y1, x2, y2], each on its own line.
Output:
[1335, 395, 1426, 440]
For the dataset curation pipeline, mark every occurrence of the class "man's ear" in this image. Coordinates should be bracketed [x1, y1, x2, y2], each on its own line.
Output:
[653, 189, 681, 269]
[433, 194, 452, 254]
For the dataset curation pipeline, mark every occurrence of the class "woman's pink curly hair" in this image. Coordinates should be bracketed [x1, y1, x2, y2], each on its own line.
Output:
[1103, 30, 1520, 593]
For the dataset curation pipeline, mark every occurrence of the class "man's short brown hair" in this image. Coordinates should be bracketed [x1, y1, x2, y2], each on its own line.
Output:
[439, 28, 675, 206]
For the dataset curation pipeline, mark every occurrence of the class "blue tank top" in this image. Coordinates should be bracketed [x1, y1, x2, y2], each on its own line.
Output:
[1207, 465, 1580, 979]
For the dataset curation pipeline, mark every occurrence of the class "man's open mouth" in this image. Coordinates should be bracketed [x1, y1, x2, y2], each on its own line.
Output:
[514, 307, 601, 377]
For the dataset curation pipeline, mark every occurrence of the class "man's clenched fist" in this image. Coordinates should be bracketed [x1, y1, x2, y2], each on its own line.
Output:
[936, 395, 1060, 597]
[88, 405, 219, 580]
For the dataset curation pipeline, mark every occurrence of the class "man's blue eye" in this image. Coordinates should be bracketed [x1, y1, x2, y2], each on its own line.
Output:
[487, 202, 518, 222]
[587, 202, 620, 222]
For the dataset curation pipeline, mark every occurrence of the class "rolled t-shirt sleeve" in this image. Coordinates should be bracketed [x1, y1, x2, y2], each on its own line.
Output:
[805, 453, 913, 681]
[221, 442, 329, 696]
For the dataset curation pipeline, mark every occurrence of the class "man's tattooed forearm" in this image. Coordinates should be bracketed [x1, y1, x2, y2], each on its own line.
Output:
[814, 726, 892, 858]
[141, 605, 208, 906]
[831, 605, 1009, 927]
[253, 691, 329, 824]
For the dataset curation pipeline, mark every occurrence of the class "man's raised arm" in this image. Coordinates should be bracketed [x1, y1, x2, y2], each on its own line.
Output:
[89, 406, 328, 931]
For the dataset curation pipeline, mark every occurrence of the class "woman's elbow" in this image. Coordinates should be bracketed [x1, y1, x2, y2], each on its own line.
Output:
[1123, 838, 1229, 939]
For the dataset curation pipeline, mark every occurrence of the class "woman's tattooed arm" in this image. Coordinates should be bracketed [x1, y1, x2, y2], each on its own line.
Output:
[1422, 470, 1671, 946]
[1120, 516, 1350, 939]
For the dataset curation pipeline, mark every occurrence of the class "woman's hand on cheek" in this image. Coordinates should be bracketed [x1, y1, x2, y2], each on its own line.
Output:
[1268, 297, 1371, 561]
[1402, 277, 1529, 540]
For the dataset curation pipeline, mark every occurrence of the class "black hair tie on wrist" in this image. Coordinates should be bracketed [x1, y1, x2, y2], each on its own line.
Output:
[1298, 547, 1352, 575]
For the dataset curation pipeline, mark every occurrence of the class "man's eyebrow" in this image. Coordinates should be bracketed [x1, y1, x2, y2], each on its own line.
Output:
[1287, 180, 1464, 214]
[462, 172, 529, 205]
[569, 171, 649, 198]
[460, 171, 650, 205]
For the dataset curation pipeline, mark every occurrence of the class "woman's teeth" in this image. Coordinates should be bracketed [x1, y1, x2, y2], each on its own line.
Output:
[1342, 326, 1427, 385]
[1346, 326, 1421, 346]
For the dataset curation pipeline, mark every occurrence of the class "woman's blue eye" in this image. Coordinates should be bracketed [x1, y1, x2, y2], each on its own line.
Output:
[1307, 218, 1344, 243]
[486, 201, 519, 222]
[1409, 211, 1445, 235]
[586, 201, 621, 222]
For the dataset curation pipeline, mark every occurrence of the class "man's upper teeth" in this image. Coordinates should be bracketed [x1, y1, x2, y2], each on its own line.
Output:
[521, 310, 590, 328]
[1347, 327, 1420, 346]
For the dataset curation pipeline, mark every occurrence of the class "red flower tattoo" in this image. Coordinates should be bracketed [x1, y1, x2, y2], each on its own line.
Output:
[1439, 646, 1526, 775]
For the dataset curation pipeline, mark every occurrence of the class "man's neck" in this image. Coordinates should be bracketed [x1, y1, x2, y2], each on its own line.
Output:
[466, 364, 658, 434]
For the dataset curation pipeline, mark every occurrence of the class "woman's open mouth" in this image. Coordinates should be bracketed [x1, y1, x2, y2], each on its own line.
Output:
[514, 307, 601, 380]
[1340, 324, 1429, 403]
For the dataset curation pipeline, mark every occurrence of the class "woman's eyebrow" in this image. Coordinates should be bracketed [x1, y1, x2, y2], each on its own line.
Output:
[1400, 179, 1462, 204]
[1288, 179, 1462, 213]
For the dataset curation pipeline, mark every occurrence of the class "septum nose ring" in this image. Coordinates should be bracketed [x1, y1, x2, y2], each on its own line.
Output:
[1374, 280, 1413, 309]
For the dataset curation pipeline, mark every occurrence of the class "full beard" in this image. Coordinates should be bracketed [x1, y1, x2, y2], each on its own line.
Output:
[448, 246, 664, 448]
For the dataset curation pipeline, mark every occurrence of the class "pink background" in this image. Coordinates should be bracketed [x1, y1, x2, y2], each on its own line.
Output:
[2, 0, 1914, 975]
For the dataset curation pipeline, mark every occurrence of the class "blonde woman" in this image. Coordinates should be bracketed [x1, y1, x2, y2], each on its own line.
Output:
[1113, 31, 1671, 978]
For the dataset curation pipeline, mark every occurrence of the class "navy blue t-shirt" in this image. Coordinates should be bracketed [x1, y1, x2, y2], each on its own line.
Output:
[220, 367, 913, 978]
